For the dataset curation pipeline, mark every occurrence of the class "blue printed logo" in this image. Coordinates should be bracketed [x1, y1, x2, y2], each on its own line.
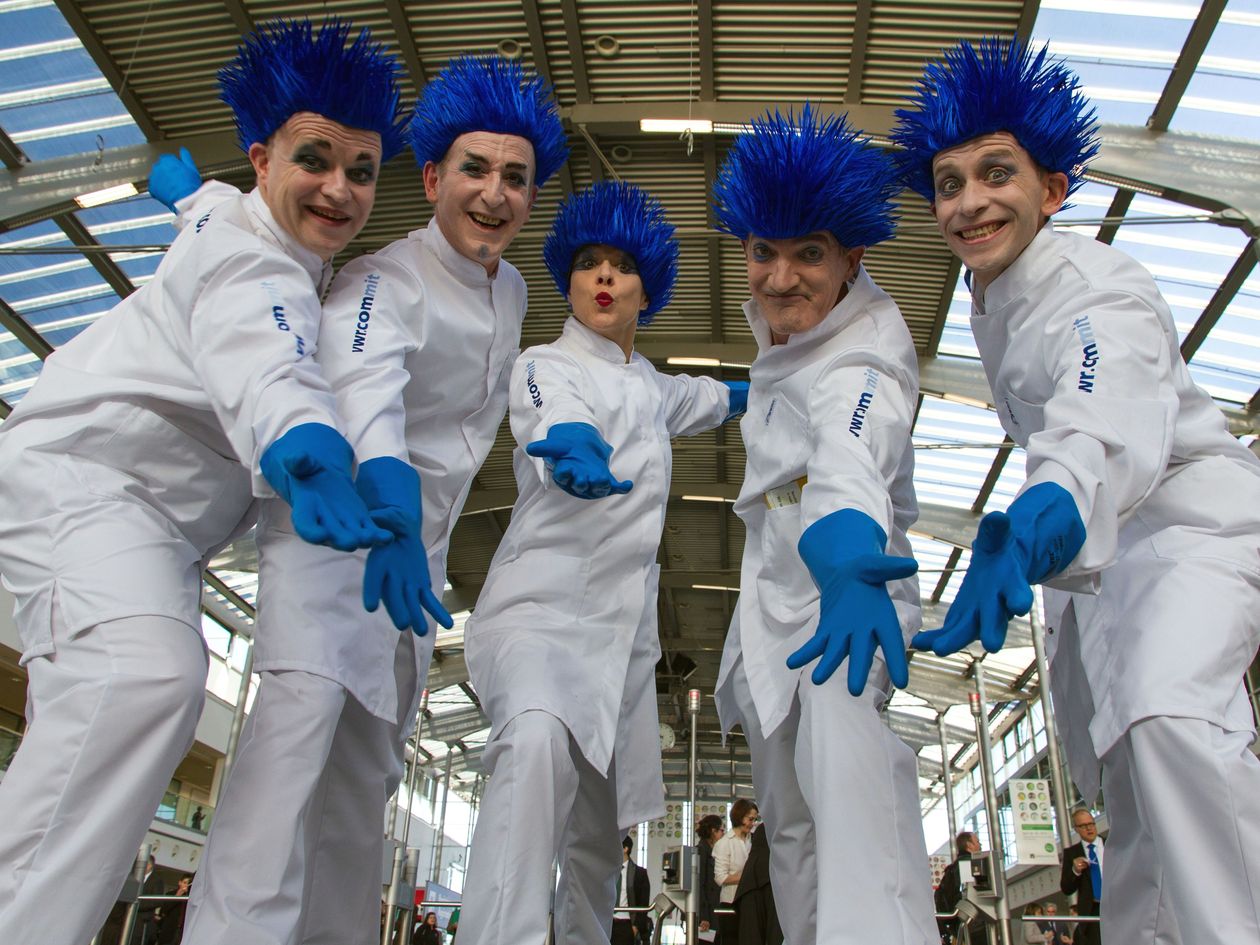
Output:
[848, 368, 880, 437]
[525, 360, 543, 407]
[351, 272, 381, 353]
[1074, 316, 1099, 393]
[260, 279, 305, 357]
[194, 211, 212, 234]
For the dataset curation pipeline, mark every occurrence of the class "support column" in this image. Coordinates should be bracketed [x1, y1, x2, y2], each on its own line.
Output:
[1030, 602, 1074, 850]
[217, 633, 254, 798]
[686, 689, 701, 944]
[971, 661, 1011, 945]
[937, 713, 959, 859]
[430, 751, 454, 884]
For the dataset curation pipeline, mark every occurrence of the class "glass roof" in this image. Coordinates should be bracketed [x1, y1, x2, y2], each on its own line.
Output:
[1, 0, 1257, 825]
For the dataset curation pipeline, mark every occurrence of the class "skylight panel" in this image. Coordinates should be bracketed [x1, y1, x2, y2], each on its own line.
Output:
[1169, 10, 1260, 141]
[1034, 3, 1194, 126]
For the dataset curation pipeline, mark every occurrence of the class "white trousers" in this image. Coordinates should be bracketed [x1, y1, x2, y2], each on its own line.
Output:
[1100, 714, 1260, 945]
[184, 637, 415, 945]
[0, 614, 207, 943]
[458, 710, 623, 945]
[727, 656, 938, 945]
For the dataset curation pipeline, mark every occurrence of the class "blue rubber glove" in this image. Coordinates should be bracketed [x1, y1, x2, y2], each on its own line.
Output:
[785, 508, 918, 696]
[524, 422, 633, 500]
[356, 457, 453, 636]
[148, 147, 201, 213]
[723, 380, 749, 420]
[912, 482, 1086, 656]
[260, 423, 391, 552]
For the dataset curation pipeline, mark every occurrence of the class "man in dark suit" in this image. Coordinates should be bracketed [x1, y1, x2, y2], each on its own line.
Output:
[1059, 810, 1103, 945]
[612, 835, 653, 945]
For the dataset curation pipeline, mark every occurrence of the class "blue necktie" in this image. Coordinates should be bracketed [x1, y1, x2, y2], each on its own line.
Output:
[1087, 842, 1102, 901]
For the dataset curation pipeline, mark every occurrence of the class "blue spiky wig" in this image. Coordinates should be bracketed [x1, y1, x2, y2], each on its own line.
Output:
[712, 104, 898, 248]
[219, 18, 408, 160]
[891, 37, 1100, 202]
[543, 181, 679, 326]
[409, 56, 570, 188]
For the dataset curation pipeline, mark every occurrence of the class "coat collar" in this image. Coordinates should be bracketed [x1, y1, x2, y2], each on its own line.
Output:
[422, 216, 498, 288]
[561, 315, 640, 365]
[244, 187, 331, 290]
[972, 221, 1063, 315]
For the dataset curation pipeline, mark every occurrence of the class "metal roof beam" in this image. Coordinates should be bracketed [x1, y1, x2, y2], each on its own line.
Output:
[559, 0, 591, 103]
[54, 212, 136, 299]
[925, 255, 961, 356]
[1016, 0, 1043, 40]
[0, 126, 27, 172]
[51, 0, 163, 141]
[698, 0, 715, 102]
[383, 0, 428, 92]
[1094, 189, 1135, 246]
[219, 0, 253, 35]
[0, 397, 11, 420]
[1147, 0, 1226, 133]
[1180, 237, 1258, 362]
[844, 0, 873, 104]
[0, 130, 246, 233]
[0, 298, 54, 359]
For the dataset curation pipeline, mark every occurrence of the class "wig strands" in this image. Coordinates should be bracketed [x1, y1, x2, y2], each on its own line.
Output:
[410, 56, 570, 188]
[219, 18, 408, 159]
[544, 181, 680, 325]
[891, 37, 1100, 202]
[712, 103, 899, 250]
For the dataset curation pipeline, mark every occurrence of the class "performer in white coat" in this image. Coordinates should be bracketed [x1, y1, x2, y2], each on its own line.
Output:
[458, 181, 742, 945]
[895, 38, 1260, 945]
[711, 105, 938, 945]
[0, 19, 406, 943]
[182, 57, 569, 945]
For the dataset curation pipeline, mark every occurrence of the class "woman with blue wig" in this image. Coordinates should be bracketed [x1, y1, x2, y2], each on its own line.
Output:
[459, 181, 745, 945]
[0, 18, 406, 942]
[895, 37, 1260, 945]
[709, 103, 937, 945]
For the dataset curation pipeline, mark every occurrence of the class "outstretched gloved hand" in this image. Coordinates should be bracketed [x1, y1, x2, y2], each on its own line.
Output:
[260, 423, 391, 552]
[785, 508, 917, 696]
[148, 147, 202, 213]
[912, 482, 1086, 656]
[355, 456, 453, 636]
[525, 422, 633, 500]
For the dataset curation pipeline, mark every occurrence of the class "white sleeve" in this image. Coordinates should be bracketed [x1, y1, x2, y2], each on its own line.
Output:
[655, 372, 731, 438]
[185, 245, 341, 496]
[1023, 289, 1178, 582]
[315, 252, 420, 464]
[172, 180, 241, 231]
[713, 837, 733, 883]
[799, 349, 918, 542]
[508, 345, 598, 488]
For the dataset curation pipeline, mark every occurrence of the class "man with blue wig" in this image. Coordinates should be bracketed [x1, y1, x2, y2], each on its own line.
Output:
[181, 55, 570, 945]
[894, 38, 1260, 945]
[458, 180, 743, 945]
[0, 18, 405, 943]
[710, 104, 938, 944]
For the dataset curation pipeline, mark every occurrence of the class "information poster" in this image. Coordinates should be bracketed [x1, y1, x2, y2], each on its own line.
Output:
[1009, 778, 1060, 865]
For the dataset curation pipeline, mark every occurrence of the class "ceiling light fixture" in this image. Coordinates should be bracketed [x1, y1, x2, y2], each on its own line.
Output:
[640, 118, 713, 134]
[76, 182, 138, 208]
[667, 356, 720, 367]
[681, 494, 733, 503]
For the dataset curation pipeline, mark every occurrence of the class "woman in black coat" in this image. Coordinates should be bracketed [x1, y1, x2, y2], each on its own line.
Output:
[734, 823, 782, 945]
[697, 814, 726, 941]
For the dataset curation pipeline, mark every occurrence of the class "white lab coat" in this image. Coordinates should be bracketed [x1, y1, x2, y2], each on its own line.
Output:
[969, 223, 1260, 945]
[466, 316, 730, 829]
[969, 223, 1260, 792]
[0, 187, 340, 658]
[185, 215, 528, 945]
[0, 187, 342, 945]
[712, 266, 938, 945]
[253, 216, 526, 721]
[714, 265, 921, 736]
